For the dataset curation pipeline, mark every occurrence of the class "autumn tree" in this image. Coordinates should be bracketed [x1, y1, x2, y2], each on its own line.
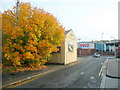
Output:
[2, 2, 65, 70]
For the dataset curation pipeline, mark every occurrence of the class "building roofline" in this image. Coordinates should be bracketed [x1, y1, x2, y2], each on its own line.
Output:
[65, 29, 72, 35]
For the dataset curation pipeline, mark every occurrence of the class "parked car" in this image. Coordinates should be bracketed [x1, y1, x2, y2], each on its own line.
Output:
[99, 57, 120, 88]
[93, 53, 100, 58]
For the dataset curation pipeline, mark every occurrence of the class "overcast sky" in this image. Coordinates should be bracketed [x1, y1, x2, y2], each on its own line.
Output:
[0, 0, 119, 41]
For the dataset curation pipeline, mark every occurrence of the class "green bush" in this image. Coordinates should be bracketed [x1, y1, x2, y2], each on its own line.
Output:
[116, 56, 120, 58]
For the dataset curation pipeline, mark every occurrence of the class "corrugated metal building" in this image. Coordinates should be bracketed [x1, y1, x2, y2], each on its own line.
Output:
[78, 41, 120, 56]
[95, 43, 106, 52]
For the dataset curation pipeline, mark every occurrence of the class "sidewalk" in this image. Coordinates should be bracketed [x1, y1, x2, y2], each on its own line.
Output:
[2, 60, 80, 88]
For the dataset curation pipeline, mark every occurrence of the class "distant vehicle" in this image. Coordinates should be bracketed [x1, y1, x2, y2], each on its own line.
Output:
[93, 53, 100, 58]
[100, 57, 120, 88]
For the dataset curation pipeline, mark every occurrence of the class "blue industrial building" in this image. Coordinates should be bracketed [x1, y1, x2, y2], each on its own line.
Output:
[77, 41, 120, 56]
[95, 43, 106, 52]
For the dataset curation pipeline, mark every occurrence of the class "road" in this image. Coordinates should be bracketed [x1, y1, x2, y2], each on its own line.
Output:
[16, 56, 109, 88]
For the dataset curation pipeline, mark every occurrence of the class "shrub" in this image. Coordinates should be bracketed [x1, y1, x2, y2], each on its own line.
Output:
[2, 2, 65, 69]
[116, 56, 120, 58]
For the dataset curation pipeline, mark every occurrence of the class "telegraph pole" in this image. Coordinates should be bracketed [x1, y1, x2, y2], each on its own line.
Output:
[16, 0, 19, 21]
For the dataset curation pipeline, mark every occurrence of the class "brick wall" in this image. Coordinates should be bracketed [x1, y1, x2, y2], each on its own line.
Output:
[77, 48, 95, 56]
[116, 49, 120, 56]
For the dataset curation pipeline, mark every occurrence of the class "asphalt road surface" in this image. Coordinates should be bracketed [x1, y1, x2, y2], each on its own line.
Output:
[16, 56, 109, 88]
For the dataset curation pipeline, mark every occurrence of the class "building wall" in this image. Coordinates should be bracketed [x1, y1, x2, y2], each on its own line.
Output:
[104, 44, 106, 52]
[116, 47, 120, 56]
[95, 43, 104, 51]
[49, 42, 65, 64]
[50, 42, 65, 64]
[78, 42, 95, 49]
[77, 42, 95, 56]
[116, 49, 120, 56]
[50, 53, 61, 63]
[108, 46, 112, 52]
[49, 30, 77, 65]
[65, 31, 77, 64]
[77, 48, 95, 56]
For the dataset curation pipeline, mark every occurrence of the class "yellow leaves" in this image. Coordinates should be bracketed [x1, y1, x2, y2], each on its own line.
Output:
[13, 43, 21, 50]
[8, 42, 12, 45]
[31, 47, 37, 52]
[34, 63, 41, 67]
[19, 40, 23, 44]
[21, 48, 25, 53]
[26, 45, 37, 52]
[12, 58, 21, 67]
[2, 46, 9, 53]
[24, 25, 32, 31]
[4, 52, 21, 67]
[37, 31, 41, 37]
[34, 53, 42, 60]
[23, 52, 34, 59]
[10, 36, 16, 39]
[21, 33, 25, 37]
[13, 43, 17, 47]
[14, 52, 19, 56]
[2, 2, 65, 69]
[52, 46, 59, 52]
[4, 53, 11, 60]
[38, 40, 50, 49]
[12, 58, 20, 63]
[28, 33, 36, 38]
[41, 60, 48, 65]
[16, 62, 21, 66]
[24, 45, 30, 50]
[18, 3, 31, 17]
[11, 49, 14, 52]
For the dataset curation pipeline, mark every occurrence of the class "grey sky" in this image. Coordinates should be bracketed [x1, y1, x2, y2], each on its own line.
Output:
[0, 0, 119, 41]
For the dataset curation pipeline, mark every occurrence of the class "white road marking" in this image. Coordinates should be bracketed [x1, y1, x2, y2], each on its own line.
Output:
[99, 65, 104, 76]
[90, 76, 95, 80]
[80, 72, 84, 75]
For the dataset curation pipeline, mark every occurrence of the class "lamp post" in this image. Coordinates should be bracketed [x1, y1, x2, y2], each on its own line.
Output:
[101, 33, 104, 55]
[78, 38, 81, 43]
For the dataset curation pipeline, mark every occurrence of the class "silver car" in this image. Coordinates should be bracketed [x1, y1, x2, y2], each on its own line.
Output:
[93, 53, 100, 58]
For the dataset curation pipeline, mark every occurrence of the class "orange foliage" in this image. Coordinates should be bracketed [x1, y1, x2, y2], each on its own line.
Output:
[2, 2, 65, 69]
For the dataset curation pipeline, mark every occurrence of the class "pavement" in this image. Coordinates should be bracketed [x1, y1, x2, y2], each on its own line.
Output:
[2, 60, 81, 88]
[100, 58, 120, 88]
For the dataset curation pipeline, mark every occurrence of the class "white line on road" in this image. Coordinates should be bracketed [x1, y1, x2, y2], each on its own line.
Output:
[90, 76, 95, 80]
[98, 66, 104, 77]
[80, 72, 84, 75]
